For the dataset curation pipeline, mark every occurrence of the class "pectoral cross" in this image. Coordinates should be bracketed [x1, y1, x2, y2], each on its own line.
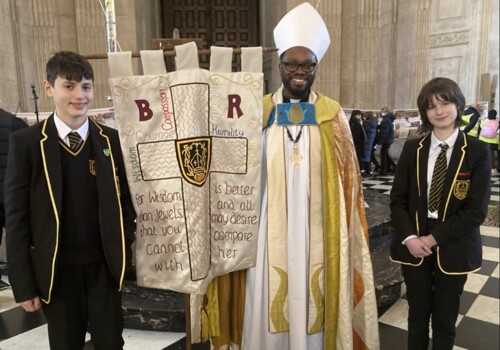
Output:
[290, 144, 303, 167]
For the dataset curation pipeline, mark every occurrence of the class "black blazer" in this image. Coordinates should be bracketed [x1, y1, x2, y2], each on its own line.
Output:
[5, 115, 136, 303]
[390, 131, 491, 274]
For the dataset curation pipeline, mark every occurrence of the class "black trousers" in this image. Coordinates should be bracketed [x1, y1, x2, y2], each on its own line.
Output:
[0, 202, 4, 245]
[42, 261, 124, 350]
[401, 221, 467, 350]
[380, 143, 396, 174]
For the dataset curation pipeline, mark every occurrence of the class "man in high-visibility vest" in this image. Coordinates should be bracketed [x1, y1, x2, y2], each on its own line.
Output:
[460, 103, 482, 137]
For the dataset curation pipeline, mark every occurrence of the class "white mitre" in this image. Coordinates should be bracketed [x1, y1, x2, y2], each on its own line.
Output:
[273, 2, 331, 62]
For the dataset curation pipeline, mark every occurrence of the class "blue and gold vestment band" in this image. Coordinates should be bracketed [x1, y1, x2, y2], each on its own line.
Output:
[267, 102, 317, 126]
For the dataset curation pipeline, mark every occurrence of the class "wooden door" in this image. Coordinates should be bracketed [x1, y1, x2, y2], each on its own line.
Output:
[161, 0, 260, 70]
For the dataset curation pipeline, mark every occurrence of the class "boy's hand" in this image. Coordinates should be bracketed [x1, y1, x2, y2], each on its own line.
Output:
[21, 297, 41, 312]
[406, 237, 433, 258]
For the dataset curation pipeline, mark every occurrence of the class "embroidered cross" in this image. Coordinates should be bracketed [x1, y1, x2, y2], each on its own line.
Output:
[137, 83, 248, 281]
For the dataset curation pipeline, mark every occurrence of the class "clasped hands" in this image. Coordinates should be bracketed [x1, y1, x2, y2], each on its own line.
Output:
[406, 235, 437, 259]
[21, 296, 41, 312]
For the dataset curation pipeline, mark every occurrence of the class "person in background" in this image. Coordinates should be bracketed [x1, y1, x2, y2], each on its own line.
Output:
[390, 77, 491, 350]
[0, 103, 28, 290]
[378, 107, 396, 175]
[371, 119, 381, 173]
[5, 51, 136, 349]
[362, 111, 379, 178]
[349, 109, 366, 175]
[459, 103, 482, 138]
[478, 109, 499, 174]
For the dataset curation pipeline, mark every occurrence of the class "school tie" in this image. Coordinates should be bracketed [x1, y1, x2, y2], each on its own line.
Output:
[428, 143, 449, 212]
[68, 132, 82, 151]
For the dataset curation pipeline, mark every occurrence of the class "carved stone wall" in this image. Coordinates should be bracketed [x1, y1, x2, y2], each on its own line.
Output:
[0, 0, 498, 114]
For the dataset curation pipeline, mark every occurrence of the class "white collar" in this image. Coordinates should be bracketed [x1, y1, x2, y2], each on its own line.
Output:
[53, 113, 89, 140]
[430, 128, 459, 151]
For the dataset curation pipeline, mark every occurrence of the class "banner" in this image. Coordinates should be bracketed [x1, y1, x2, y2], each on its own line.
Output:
[108, 44, 263, 293]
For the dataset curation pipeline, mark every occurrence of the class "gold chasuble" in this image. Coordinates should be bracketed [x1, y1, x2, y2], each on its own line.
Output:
[199, 90, 379, 349]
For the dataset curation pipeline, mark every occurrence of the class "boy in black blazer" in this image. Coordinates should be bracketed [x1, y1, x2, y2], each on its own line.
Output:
[5, 51, 136, 349]
[390, 77, 491, 350]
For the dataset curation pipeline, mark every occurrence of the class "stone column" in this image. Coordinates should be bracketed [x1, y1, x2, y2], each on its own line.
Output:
[411, 0, 431, 104]
[478, 0, 492, 104]
[314, 0, 342, 99]
[74, 0, 110, 108]
[356, 0, 380, 109]
[29, 0, 59, 112]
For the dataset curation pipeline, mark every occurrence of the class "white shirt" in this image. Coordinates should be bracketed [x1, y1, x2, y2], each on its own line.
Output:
[53, 113, 89, 147]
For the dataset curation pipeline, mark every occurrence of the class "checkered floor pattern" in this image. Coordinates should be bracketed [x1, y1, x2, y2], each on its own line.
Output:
[368, 173, 500, 350]
[0, 175, 498, 349]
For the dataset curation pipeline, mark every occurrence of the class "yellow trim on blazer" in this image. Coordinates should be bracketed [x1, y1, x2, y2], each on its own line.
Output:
[90, 118, 128, 290]
[40, 118, 60, 304]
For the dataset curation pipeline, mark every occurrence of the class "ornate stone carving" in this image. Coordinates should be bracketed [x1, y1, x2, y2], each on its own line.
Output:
[430, 30, 470, 48]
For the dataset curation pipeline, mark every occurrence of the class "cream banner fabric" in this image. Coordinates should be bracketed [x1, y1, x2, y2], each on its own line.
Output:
[108, 44, 263, 293]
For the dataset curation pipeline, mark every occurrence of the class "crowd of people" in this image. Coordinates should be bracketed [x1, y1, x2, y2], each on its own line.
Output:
[349, 105, 500, 179]
[348, 107, 396, 178]
[0, 1, 498, 350]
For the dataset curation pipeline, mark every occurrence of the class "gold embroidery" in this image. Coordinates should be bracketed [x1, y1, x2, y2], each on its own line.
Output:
[308, 266, 324, 334]
[288, 104, 305, 124]
[89, 160, 96, 176]
[290, 144, 303, 166]
[454, 180, 469, 200]
[175, 137, 211, 186]
[270, 266, 289, 332]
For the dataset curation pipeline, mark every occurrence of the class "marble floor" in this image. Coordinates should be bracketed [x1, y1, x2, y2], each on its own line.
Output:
[0, 173, 498, 350]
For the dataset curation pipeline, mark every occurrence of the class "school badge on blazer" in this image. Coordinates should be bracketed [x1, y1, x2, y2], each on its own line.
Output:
[176, 137, 211, 186]
[454, 179, 470, 200]
[89, 159, 97, 176]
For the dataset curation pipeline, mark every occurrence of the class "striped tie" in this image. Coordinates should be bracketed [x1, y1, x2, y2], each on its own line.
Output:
[68, 132, 82, 151]
[428, 143, 449, 212]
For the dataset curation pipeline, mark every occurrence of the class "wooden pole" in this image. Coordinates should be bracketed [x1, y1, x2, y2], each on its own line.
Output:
[83, 46, 277, 60]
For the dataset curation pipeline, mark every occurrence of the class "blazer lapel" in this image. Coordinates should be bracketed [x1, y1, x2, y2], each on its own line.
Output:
[88, 121, 115, 193]
[440, 131, 466, 218]
[417, 134, 431, 213]
[40, 116, 63, 215]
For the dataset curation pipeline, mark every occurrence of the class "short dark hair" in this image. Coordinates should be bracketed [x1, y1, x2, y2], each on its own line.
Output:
[488, 109, 498, 120]
[351, 109, 362, 117]
[46, 51, 94, 86]
[417, 77, 466, 133]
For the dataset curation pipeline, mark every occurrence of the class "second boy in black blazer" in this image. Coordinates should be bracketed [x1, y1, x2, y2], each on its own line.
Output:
[390, 77, 491, 350]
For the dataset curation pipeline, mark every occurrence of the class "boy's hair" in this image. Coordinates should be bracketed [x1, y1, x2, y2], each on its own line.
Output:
[46, 51, 94, 86]
[417, 77, 466, 133]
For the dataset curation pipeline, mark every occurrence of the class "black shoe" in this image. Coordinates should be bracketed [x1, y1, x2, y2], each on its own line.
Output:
[0, 279, 10, 290]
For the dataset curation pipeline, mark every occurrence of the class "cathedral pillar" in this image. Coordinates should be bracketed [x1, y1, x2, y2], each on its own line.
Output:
[411, 0, 431, 105]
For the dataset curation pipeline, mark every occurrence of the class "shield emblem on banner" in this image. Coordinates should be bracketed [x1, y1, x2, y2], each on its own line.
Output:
[176, 137, 212, 186]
